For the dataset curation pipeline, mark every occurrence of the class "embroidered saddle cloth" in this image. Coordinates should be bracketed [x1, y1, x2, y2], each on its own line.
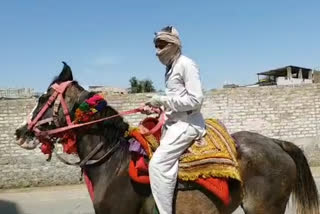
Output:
[128, 118, 242, 205]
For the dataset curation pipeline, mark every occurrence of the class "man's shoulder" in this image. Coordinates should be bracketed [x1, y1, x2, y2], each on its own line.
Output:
[172, 55, 199, 75]
[178, 55, 196, 65]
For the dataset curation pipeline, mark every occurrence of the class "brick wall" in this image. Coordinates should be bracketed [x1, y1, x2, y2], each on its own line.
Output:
[0, 98, 81, 188]
[201, 84, 320, 139]
[0, 88, 35, 98]
[107, 84, 320, 140]
[1, 84, 320, 188]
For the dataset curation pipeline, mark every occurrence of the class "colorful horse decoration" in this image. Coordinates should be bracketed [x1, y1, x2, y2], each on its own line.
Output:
[128, 116, 241, 205]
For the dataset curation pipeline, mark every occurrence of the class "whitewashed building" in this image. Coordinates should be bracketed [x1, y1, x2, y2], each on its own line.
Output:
[257, 66, 313, 86]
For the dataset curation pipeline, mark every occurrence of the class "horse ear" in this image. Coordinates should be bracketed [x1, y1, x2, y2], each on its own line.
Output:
[58, 61, 73, 81]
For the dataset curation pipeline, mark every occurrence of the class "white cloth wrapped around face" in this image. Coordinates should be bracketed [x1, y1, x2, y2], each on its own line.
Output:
[154, 26, 182, 66]
[154, 26, 181, 47]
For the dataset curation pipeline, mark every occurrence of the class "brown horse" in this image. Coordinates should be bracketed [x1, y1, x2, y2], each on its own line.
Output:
[15, 63, 319, 214]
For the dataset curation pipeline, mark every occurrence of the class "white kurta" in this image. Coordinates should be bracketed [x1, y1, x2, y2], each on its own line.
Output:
[149, 55, 206, 214]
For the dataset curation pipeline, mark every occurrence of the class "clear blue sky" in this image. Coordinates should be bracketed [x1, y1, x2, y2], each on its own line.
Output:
[1, 1, 319, 92]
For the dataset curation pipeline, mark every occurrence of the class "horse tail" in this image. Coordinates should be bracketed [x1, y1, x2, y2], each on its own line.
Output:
[275, 140, 319, 214]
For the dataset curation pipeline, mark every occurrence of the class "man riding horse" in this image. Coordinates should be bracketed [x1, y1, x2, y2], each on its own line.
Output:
[145, 26, 206, 214]
[15, 27, 319, 214]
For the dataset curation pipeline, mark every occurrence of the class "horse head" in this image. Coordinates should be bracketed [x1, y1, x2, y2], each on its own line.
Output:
[15, 62, 85, 150]
[15, 61, 129, 161]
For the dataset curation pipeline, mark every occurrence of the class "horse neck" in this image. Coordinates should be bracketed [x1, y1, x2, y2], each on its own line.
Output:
[77, 133, 131, 185]
[75, 105, 131, 186]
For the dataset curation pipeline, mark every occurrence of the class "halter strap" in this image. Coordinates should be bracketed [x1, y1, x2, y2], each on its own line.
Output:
[28, 81, 73, 132]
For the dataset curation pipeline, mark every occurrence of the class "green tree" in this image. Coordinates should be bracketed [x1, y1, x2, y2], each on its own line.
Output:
[129, 77, 139, 93]
[141, 79, 156, 93]
[129, 77, 156, 93]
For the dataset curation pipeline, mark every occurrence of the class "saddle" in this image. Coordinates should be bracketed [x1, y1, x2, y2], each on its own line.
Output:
[128, 117, 242, 206]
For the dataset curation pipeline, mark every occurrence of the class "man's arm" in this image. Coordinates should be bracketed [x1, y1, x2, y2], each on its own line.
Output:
[162, 60, 204, 112]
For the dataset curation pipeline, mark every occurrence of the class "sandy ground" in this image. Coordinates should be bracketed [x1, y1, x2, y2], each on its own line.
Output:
[0, 168, 319, 214]
[0, 184, 94, 214]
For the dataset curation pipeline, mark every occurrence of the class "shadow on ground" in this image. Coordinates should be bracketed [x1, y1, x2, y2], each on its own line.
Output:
[0, 200, 23, 214]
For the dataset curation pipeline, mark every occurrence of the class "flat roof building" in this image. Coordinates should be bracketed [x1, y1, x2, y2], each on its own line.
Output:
[257, 65, 313, 86]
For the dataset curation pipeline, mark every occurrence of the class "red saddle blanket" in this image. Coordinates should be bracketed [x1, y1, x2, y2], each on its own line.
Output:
[128, 118, 231, 206]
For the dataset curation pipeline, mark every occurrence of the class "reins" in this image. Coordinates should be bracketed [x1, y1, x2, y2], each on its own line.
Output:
[54, 140, 121, 167]
[51, 107, 164, 167]
[27, 81, 165, 167]
[36, 108, 144, 137]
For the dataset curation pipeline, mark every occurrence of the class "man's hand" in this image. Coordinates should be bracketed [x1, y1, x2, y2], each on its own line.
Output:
[145, 95, 165, 108]
[140, 105, 155, 115]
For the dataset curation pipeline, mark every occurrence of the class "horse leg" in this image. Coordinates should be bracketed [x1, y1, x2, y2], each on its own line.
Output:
[240, 176, 290, 214]
[92, 185, 108, 214]
[233, 132, 297, 214]
[92, 173, 149, 214]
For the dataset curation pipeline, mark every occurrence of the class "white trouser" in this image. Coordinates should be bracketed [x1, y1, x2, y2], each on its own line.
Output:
[149, 124, 198, 214]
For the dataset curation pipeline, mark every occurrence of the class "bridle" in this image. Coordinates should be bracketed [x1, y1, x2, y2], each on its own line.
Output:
[26, 81, 165, 167]
[26, 81, 124, 166]
[27, 81, 73, 137]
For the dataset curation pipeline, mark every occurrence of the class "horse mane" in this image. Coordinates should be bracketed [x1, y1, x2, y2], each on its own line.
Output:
[71, 82, 130, 177]
[75, 88, 131, 183]
[101, 105, 130, 146]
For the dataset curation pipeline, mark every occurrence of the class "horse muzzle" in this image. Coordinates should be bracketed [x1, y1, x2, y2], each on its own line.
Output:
[16, 137, 40, 150]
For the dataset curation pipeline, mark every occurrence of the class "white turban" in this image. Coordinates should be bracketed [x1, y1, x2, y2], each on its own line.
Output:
[154, 26, 182, 66]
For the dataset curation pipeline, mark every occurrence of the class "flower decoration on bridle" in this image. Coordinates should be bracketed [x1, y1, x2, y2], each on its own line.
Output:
[60, 94, 107, 154]
[74, 94, 107, 124]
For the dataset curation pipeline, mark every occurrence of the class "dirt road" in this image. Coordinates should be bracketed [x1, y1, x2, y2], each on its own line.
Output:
[0, 176, 319, 214]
